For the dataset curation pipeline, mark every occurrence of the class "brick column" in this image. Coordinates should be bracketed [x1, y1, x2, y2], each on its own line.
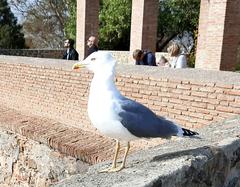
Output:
[130, 0, 158, 56]
[76, 0, 100, 60]
[195, 0, 240, 71]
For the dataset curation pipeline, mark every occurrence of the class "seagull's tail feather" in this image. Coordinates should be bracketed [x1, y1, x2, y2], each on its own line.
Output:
[176, 126, 199, 137]
[181, 128, 199, 136]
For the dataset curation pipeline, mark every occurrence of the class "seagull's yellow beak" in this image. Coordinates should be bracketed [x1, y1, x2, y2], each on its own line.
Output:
[72, 61, 88, 70]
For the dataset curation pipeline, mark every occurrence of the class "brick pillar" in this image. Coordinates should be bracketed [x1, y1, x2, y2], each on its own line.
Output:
[130, 0, 158, 58]
[195, 0, 240, 71]
[76, 0, 100, 60]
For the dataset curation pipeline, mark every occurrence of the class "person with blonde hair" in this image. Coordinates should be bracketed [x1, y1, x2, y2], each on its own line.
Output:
[157, 55, 170, 67]
[167, 42, 187, 68]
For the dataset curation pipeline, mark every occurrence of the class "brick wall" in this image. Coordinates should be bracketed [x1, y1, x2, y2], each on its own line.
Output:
[0, 49, 168, 65]
[1, 55, 240, 132]
[130, 0, 158, 53]
[76, 0, 100, 59]
[0, 49, 64, 59]
[195, 0, 240, 71]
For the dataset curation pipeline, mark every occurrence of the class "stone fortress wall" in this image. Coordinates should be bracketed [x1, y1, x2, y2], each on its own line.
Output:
[0, 55, 240, 131]
[0, 49, 169, 65]
[1, 54, 240, 186]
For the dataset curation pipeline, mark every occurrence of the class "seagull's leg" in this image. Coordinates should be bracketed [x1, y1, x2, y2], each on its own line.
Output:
[99, 139, 120, 173]
[119, 141, 130, 169]
[108, 141, 130, 172]
[112, 139, 120, 168]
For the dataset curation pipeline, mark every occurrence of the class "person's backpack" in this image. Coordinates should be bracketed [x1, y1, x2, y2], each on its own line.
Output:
[143, 50, 157, 66]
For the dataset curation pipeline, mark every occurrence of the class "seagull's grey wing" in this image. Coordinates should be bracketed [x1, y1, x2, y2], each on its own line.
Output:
[117, 98, 179, 138]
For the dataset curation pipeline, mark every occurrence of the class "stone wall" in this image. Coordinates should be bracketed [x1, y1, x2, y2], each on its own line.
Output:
[0, 129, 89, 187]
[1, 112, 240, 187]
[54, 115, 240, 187]
[1, 55, 240, 186]
[0, 49, 168, 65]
[0, 49, 65, 59]
[0, 55, 240, 132]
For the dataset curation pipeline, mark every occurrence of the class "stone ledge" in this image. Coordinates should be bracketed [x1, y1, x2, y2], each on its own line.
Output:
[53, 116, 240, 187]
[1, 54, 240, 85]
[0, 105, 116, 164]
[0, 129, 89, 186]
[0, 103, 173, 166]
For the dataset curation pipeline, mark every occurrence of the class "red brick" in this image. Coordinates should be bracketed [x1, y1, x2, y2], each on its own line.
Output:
[224, 90, 240, 96]
[191, 91, 208, 98]
[173, 104, 188, 111]
[202, 98, 220, 105]
[208, 93, 217, 99]
[177, 84, 191, 90]
[233, 85, 240, 90]
[199, 87, 215, 93]
[229, 102, 240, 108]
[215, 88, 224, 94]
[191, 102, 207, 109]
[219, 101, 229, 106]
[215, 83, 233, 89]
[217, 94, 235, 101]
[216, 106, 233, 113]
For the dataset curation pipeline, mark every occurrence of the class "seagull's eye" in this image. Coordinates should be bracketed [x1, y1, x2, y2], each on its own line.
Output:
[91, 58, 96, 61]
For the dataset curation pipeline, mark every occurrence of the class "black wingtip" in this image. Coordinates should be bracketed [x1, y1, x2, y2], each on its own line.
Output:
[182, 128, 199, 136]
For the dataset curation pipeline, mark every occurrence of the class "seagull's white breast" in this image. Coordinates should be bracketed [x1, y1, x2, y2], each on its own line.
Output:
[87, 77, 138, 141]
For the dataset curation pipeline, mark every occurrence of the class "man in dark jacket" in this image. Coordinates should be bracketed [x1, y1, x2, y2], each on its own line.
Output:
[63, 38, 79, 60]
[86, 35, 98, 58]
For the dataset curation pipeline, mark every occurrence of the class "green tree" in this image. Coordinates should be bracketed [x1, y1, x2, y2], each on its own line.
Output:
[157, 0, 200, 51]
[64, 0, 132, 50]
[63, 0, 200, 51]
[64, 0, 76, 40]
[0, 0, 25, 48]
[99, 0, 132, 50]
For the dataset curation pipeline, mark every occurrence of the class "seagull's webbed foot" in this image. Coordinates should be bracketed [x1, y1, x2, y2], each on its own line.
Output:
[107, 165, 125, 172]
[99, 166, 116, 173]
[99, 141, 130, 173]
[99, 166, 125, 173]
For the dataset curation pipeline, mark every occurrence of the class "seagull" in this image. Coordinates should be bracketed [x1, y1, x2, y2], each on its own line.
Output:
[72, 51, 198, 172]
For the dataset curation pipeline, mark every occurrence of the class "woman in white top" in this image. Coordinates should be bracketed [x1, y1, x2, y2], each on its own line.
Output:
[167, 42, 187, 68]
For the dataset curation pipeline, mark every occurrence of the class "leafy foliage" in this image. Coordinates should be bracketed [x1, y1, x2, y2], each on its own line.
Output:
[9, 0, 200, 51]
[64, 0, 76, 40]
[9, 0, 69, 48]
[99, 0, 132, 50]
[188, 29, 198, 67]
[98, 0, 200, 51]
[0, 0, 25, 48]
[157, 0, 200, 51]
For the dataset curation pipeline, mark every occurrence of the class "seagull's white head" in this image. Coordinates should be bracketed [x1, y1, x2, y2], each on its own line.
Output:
[74, 51, 117, 76]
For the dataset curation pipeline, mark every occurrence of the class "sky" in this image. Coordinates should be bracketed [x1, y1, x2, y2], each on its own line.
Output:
[7, 0, 24, 23]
